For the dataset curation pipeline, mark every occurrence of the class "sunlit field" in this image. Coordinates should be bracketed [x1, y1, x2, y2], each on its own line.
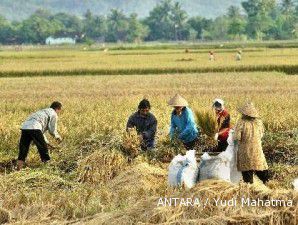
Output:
[0, 45, 297, 224]
[0, 48, 298, 75]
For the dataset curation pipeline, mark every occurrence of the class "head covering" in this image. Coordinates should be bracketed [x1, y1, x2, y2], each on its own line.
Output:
[138, 99, 151, 109]
[212, 98, 224, 109]
[168, 94, 188, 107]
[238, 102, 259, 118]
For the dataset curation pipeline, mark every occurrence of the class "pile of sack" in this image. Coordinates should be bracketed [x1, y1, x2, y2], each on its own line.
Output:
[168, 129, 242, 188]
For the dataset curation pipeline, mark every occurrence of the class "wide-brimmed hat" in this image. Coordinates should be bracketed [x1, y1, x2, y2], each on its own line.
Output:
[238, 102, 259, 118]
[168, 94, 188, 107]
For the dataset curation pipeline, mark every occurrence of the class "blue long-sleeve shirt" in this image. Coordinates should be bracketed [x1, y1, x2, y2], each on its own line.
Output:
[169, 107, 199, 143]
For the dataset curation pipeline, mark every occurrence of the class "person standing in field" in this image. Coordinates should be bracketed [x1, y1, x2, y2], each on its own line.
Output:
[212, 99, 231, 152]
[209, 51, 215, 61]
[17, 101, 63, 170]
[126, 99, 157, 151]
[236, 50, 242, 61]
[234, 102, 269, 184]
[169, 94, 199, 150]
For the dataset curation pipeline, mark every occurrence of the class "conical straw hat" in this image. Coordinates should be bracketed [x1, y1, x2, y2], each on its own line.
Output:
[168, 94, 188, 107]
[238, 102, 259, 118]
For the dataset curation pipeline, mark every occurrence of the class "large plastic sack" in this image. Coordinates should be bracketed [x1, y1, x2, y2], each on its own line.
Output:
[168, 150, 199, 189]
[199, 129, 242, 184]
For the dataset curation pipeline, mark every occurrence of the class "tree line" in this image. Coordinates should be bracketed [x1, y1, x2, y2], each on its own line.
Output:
[0, 0, 297, 44]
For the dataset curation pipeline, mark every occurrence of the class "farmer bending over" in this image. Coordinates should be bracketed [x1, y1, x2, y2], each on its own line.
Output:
[234, 102, 269, 184]
[126, 99, 157, 150]
[17, 101, 63, 170]
[169, 94, 199, 150]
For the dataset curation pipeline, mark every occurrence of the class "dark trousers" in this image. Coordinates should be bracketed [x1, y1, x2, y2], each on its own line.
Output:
[18, 130, 50, 162]
[217, 140, 228, 152]
[242, 170, 269, 184]
[183, 138, 198, 150]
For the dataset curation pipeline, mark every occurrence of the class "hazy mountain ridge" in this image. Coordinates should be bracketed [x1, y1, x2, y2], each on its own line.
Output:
[0, 0, 243, 21]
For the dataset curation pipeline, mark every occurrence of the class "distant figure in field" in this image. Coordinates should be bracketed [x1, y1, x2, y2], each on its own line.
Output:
[126, 99, 157, 151]
[212, 99, 231, 152]
[17, 101, 63, 170]
[236, 50, 242, 61]
[168, 94, 199, 150]
[209, 51, 215, 61]
[233, 102, 269, 184]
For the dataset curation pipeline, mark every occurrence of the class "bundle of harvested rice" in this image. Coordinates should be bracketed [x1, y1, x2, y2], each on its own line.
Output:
[121, 128, 141, 159]
[1, 169, 73, 191]
[107, 162, 167, 204]
[78, 149, 128, 184]
[86, 179, 297, 225]
[196, 111, 218, 138]
[0, 208, 10, 224]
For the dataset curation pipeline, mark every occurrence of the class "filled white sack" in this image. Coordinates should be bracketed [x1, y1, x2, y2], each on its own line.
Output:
[168, 150, 199, 189]
[199, 129, 242, 184]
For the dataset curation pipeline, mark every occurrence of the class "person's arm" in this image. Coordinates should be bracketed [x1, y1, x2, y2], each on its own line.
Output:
[169, 114, 176, 140]
[126, 114, 135, 131]
[48, 113, 61, 141]
[179, 109, 196, 140]
[218, 114, 230, 135]
[143, 115, 157, 140]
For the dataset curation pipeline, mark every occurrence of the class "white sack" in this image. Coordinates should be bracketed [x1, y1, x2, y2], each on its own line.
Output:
[168, 150, 199, 189]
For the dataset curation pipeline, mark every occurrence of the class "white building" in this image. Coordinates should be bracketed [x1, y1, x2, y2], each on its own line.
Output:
[45, 36, 76, 45]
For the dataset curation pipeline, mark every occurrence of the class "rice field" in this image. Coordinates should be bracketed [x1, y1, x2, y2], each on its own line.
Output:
[0, 45, 297, 224]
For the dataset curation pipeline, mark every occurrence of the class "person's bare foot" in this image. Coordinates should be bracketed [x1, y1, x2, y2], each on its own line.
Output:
[16, 160, 24, 171]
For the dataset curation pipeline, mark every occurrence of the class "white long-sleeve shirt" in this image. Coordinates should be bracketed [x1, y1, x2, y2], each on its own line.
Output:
[21, 108, 61, 143]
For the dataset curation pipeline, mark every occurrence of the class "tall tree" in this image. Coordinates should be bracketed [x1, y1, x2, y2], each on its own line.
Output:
[106, 9, 129, 42]
[127, 13, 148, 43]
[242, 0, 276, 40]
[227, 6, 246, 39]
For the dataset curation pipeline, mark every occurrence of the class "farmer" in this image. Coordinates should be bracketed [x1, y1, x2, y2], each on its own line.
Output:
[169, 94, 199, 150]
[126, 99, 157, 150]
[17, 101, 63, 170]
[234, 102, 269, 184]
[209, 51, 215, 61]
[236, 50, 242, 61]
[212, 99, 231, 152]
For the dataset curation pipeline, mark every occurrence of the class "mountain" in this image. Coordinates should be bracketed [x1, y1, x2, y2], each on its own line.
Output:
[0, 0, 243, 21]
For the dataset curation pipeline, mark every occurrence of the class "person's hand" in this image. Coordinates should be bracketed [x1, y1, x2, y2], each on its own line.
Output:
[56, 137, 62, 144]
[47, 143, 56, 150]
[214, 133, 219, 141]
[138, 135, 143, 143]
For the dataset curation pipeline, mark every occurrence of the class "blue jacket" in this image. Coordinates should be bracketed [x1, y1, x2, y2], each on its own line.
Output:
[169, 107, 199, 143]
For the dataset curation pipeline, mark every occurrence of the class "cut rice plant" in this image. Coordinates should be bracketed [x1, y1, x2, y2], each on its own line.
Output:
[121, 128, 141, 159]
[196, 110, 218, 137]
[77, 149, 128, 184]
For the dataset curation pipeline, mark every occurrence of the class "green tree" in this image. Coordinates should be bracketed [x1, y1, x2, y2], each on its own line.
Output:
[83, 10, 107, 41]
[227, 6, 246, 39]
[19, 11, 63, 43]
[171, 2, 189, 40]
[53, 13, 83, 38]
[127, 13, 148, 43]
[188, 16, 212, 40]
[242, 0, 276, 40]
[106, 9, 129, 42]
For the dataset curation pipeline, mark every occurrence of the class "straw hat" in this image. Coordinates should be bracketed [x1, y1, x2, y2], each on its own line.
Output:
[238, 102, 259, 118]
[168, 94, 188, 107]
